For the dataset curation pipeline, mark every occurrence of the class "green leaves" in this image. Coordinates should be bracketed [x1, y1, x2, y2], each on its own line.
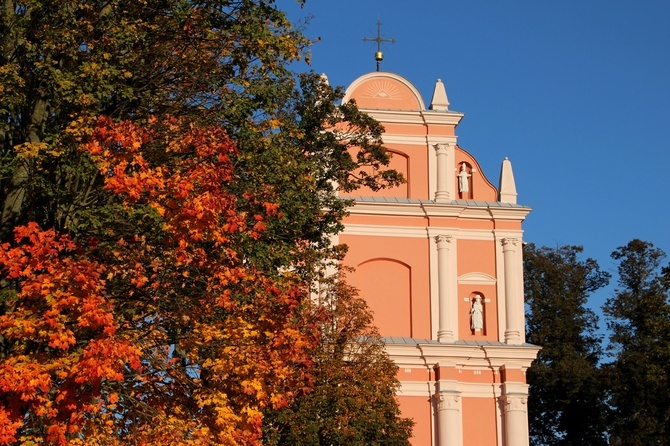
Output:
[1, 1, 404, 443]
[524, 243, 610, 446]
[603, 240, 670, 445]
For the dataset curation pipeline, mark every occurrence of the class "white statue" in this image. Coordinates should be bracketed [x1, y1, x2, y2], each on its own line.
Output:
[470, 295, 483, 331]
[458, 163, 471, 193]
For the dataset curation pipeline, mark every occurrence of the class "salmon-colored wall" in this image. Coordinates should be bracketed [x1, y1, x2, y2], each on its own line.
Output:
[350, 144, 430, 199]
[463, 397, 499, 446]
[341, 235, 431, 339]
[398, 395, 434, 446]
[457, 239, 496, 276]
[357, 258, 412, 336]
[501, 367, 527, 383]
[351, 148, 409, 198]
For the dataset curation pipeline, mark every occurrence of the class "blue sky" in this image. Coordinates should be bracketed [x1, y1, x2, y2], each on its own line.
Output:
[286, 0, 670, 317]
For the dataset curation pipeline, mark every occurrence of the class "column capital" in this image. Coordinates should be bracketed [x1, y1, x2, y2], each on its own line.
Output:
[436, 391, 461, 411]
[433, 142, 450, 154]
[435, 234, 454, 246]
[501, 237, 519, 249]
[502, 394, 528, 413]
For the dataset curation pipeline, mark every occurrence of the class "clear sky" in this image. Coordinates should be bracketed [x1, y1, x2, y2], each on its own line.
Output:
[286, 0, 670, 316]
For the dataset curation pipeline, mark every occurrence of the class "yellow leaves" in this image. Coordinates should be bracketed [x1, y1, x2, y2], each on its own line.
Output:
[64, 116, 96, 141]
[14, 141, 49, 159]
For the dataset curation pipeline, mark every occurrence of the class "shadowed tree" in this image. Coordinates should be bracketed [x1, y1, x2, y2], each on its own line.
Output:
[263, 274, 413, 446]
[603, 239, 670, 446]
[523, 243, 610, 446]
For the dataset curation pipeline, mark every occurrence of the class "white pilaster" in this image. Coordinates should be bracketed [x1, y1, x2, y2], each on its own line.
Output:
[502, 390, 529, 446]
[435, 235, 455, 342]
[434, 143, 450, 201]
[502, 238, 521, 344]
[436, 389, 462, 446]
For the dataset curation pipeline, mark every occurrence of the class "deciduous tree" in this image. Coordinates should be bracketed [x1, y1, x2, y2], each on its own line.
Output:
[263, 275, 413, 446]
[0, 0, 403, 444]
[603, 239, 670, 445]
[523, 243, 610, 446]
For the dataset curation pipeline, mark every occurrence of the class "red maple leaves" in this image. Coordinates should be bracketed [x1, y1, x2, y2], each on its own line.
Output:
[0, 117, 316, 445]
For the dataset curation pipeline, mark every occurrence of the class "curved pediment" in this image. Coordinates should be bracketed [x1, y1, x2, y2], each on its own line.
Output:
[457, 272, 497, 285]
[343, 72, 426, 111]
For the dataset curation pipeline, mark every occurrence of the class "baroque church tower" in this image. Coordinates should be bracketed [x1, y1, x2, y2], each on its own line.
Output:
[338, 71, 539, 446]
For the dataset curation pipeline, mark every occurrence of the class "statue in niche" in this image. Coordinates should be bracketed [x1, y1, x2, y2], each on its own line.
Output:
[470, 295, 483, 332]
[458, 163, 471, 194]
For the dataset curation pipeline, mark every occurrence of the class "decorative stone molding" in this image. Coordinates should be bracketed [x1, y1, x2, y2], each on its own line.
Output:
[435, 234, 453, 246]
[501, 237, 519, 249]
[437, 391, 461, 411]
[503, 394, 528, 413]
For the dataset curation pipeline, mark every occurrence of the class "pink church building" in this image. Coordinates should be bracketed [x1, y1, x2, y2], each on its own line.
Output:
[338, 71, 540, 446]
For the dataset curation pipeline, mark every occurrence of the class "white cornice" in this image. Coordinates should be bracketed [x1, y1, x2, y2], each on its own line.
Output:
[397, 380, 506, 398]
[345, 200, 530, 223]
[361, 109, 426, 125]
[414, 343, 540, 369]
[343, 224, 497, 241]
[421, 110, 464, 126]
[359, 108, 464, 127]
[397, 380, 434, 397]
[347, 201, 427, 217]
[489, 207, 533, 220]
[341, 224, 428, 238]
[380, 134, 428, 146]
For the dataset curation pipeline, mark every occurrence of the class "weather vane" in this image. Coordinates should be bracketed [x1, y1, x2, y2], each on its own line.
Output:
[363, 19, 395, 72]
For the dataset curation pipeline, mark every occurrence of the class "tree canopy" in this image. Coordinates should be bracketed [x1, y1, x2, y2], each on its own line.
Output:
[523, 243, 610, 446]
[0, 1, 404, 444]
[603, 239, 670, 445]
[263, 276, 413, 446]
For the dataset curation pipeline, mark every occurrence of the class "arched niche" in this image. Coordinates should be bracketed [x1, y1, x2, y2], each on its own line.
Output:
[356, 258, 412, 337]
[353, 149, 409, 198]
[457, 161, 473, 200]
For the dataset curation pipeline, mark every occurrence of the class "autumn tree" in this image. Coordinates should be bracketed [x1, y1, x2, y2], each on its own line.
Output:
[602, 239, 670, 445]
[263, 275, 413, 446]
[0, 0, 402, 444]
[523, 243, 610, 446]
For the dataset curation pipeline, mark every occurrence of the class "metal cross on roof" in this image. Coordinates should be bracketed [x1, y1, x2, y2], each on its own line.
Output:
[363, 19, 395, 72]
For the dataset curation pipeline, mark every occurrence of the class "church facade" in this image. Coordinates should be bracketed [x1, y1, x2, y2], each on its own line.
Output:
[338, 71, 539, 446]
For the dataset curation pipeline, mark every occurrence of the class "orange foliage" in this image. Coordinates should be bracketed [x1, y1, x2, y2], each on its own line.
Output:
[0, 118, 316, 444]
[0, 223, 142, 444]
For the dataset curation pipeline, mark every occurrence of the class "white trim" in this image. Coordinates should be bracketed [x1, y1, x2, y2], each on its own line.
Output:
[397, 380, 435, 397]
[345, 201, 531, 222]
[398, 380, 506, 398]
[381, 134, 428, 145]
[342, 224, 428, 238]
[343, 224, 500, 242]
[458, 272, 497, 285]
[427, 228, 495, 241]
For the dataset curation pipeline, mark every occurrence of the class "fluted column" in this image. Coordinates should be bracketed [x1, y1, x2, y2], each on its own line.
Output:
[436, 390, 461, 446]
[503, 393, 529, 446]
[434, 143, 450, 201]
[435, 235, 454, 342]
[502, 238, 521, 344]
